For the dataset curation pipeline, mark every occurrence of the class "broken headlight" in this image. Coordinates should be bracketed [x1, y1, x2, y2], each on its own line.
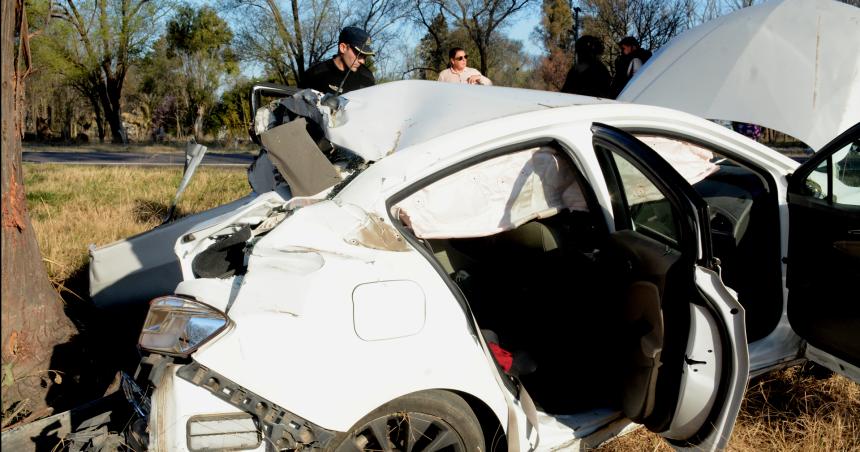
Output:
[139, 296, 229, 358]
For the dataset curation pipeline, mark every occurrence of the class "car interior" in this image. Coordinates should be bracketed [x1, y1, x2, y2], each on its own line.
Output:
[394, 144, 700, 429]
[786, 137, 860, 366]
[393, 134, 795, 426]
[635, 134, 785, 343]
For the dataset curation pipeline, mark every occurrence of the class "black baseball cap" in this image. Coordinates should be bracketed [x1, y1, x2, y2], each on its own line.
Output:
[339, 26, 374, 56]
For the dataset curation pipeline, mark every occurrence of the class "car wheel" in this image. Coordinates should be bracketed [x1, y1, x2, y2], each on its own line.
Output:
[333, 390, 485, 452]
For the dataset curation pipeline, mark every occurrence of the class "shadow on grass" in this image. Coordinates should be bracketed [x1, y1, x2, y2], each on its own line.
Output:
[132, 199, 185, 224]
[44, 263, 147, 415]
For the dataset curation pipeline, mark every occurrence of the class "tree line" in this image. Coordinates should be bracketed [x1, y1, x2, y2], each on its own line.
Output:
[26, 0, 790, 148]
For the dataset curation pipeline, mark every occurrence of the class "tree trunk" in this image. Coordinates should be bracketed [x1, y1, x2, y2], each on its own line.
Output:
[477, 43, 488, 75]
[90, 95, 105, 143]
[2, 0, 77, 425]
[193, 104, 205, 140]
[97, 79, 124, 144]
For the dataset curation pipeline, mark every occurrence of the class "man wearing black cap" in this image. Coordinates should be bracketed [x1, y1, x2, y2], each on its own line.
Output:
[300, 26, 376, 95]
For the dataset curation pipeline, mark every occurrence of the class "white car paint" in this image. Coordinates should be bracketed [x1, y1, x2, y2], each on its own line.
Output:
[619, 0, 860, 151]
[132, 91, 750, 451]
[107, 78, 855, 451]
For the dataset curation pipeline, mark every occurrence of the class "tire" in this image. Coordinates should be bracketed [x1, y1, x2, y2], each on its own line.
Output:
[333, 390, 485, 452]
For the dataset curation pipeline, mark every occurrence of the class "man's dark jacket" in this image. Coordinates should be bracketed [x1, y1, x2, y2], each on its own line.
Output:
[561, 57, 611, 98]
[299, 58, 375, 95]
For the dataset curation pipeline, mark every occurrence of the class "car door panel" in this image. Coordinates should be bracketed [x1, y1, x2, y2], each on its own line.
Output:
[664, 267, 748, 449]
[786, 123, 860, 380]
[592, 123, 748, 450]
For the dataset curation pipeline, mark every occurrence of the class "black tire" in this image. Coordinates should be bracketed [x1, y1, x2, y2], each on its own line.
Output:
[333, 390, 485, 452]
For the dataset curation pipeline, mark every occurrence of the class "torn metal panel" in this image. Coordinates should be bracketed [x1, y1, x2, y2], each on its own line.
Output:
[89, 193, 286, 308]
[260, 118, 343, 197]
[342, 209, 411, 252]
[164, 142, 208, 224]
[247, 149, 286, 195]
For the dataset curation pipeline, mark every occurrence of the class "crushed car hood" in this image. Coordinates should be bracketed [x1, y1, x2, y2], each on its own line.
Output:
[618, 0, 860, 151]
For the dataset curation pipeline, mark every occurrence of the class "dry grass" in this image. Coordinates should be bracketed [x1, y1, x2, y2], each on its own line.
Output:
[597, 366, 860, 451]
[24, 163, 250, 283]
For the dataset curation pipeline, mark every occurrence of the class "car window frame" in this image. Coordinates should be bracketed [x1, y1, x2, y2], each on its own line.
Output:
[592, 123, 714, 265]
[788, 123, 860, 210]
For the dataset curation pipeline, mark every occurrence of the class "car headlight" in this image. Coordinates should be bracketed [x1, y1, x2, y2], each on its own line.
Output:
[139, 296, 229, 357]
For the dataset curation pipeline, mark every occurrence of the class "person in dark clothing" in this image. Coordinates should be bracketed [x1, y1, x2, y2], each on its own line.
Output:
[561, 35, 610, 98]
[299, 26, 376, 95]
[609, 36, 652, 98]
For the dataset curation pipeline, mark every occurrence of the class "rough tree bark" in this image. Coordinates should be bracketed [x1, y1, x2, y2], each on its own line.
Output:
[1, 0, 77, 425]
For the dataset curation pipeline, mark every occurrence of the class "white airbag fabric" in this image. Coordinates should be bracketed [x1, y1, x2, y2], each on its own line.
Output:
[637, 136, 718, 186]
[397, 147, 587, 239]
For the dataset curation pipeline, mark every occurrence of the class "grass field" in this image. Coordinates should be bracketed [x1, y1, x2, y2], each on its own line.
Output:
[22, 163, 860, 451]
[24, 163, 250, 285]
[23, 141, 259, 154]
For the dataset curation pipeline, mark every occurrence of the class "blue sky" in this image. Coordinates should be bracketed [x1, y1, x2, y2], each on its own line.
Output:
[507, 7, 543, 57]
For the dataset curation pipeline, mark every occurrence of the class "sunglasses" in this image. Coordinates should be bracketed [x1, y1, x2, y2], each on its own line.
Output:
[454, 55, 468, 61]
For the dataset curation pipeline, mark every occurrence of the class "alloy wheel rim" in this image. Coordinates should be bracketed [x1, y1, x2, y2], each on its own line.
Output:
[345, 412, 466, 452]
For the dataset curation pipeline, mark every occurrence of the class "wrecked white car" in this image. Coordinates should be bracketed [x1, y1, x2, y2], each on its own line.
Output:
[89, 3, 858, 452]
[92, 82, 858, 451]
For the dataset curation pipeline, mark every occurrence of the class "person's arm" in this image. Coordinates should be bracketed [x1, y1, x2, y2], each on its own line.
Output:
[467, 69, 492, 85]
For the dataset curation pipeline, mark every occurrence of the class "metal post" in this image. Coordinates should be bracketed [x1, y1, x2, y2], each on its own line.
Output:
[573, 6, 581, 43]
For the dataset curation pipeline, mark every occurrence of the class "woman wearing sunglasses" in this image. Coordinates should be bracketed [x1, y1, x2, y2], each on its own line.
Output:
[438, 47, 492, 85]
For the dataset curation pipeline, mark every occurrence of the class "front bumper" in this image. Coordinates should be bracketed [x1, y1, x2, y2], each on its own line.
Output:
[138, 355, 338, 451]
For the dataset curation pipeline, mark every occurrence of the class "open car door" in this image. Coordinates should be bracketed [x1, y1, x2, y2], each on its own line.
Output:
[786, 123, 860, 380]
[592, 124, 749, 450]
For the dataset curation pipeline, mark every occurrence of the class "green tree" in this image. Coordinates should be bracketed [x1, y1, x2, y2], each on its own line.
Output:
[27, 1, 106, 142]
[414, 9, 450, 79]
[533, 0, 574, 90]
[134, 36, 184, 139]
[229, 0, 406, 86]
[208, 78, 256, 141]
[166, 6, 237, 139]
[578, 0, 693, 75]
[52, 0, 167, 143]
[229, 0, 341, 86]
[430, 0, 534, 76]
[537, 0, 573, 51]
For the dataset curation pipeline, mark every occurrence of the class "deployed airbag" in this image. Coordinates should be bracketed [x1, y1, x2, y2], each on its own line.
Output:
[396, 147, 587, 239]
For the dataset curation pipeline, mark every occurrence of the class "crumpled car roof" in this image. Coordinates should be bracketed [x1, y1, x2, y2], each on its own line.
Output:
[328, 80, 613, 162]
